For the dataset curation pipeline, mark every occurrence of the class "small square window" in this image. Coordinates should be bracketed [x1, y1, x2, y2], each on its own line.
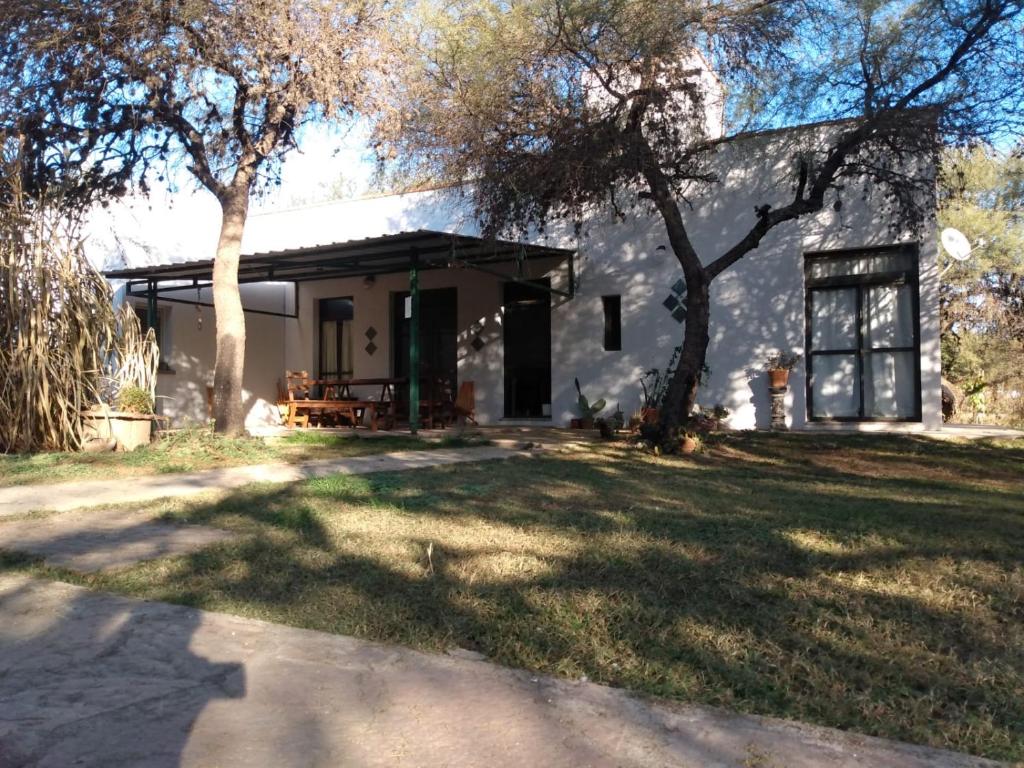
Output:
[602, 295, 622, 351]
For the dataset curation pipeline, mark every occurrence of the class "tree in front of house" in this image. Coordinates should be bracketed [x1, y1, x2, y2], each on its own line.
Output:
[939, 146, 1024, 425]
[1, 0, 382, 435]
[374, 0, 1024, 445]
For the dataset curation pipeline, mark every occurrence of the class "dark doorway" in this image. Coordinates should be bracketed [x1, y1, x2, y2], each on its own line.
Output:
[318, 297, 354, 379]
[392, 287, 458, 400]
[503, 279, 551, 418]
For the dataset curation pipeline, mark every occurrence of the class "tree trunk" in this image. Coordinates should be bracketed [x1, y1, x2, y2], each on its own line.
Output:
[211, 183, 250, 436]
[657, 275, 711, 446]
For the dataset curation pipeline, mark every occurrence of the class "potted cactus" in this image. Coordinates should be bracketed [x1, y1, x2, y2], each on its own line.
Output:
[572, 378, 606, 429]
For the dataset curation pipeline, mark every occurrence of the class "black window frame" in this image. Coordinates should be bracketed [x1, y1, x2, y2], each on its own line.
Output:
[602, 294, 622, 352]
[318, 296, 355, 380]
[804, 244, 922, 423]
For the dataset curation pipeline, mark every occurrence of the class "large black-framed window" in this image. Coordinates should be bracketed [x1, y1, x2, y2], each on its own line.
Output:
[804, 245, 921, 422]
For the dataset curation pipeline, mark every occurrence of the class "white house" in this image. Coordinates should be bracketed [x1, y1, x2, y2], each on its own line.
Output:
[103, 119, 941, 433]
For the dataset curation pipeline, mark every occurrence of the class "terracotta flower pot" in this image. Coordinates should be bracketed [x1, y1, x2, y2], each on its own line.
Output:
[679, 435, 699, 454]
[768, 368, 790, 389]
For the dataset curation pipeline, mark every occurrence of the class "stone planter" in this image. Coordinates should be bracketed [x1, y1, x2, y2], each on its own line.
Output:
[81, 408, 155, 452]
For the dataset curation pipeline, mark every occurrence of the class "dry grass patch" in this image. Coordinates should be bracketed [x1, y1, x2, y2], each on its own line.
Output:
[4, 432, 1022, 760]
[0, 428, 482, 487]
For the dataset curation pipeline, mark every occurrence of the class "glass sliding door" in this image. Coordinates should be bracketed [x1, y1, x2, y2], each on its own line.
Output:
[805, 246, 921, 422]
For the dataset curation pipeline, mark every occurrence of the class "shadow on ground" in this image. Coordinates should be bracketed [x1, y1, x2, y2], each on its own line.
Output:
[3, 432, 1022, 762]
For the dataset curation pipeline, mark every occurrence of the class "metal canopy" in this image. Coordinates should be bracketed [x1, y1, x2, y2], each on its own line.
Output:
[109, 228, 576, 436]
[105, 229, 576, 296]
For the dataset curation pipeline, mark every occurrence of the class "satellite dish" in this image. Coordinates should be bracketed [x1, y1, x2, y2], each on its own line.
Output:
[941, 228, 973, 262]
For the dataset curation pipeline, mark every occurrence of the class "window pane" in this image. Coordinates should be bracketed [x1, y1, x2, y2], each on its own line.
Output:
[864, 284, 914, 348]
[320, 320, 338, 375]
[810, 288, 857, 351]
[808, 251, 914, 279]
[811, 354, 860, 418]
[864, 351, 915, 418]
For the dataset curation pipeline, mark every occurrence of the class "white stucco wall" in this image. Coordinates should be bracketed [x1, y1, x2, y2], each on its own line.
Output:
[143, 122, 941, 432]
[131, 282, 290, 430]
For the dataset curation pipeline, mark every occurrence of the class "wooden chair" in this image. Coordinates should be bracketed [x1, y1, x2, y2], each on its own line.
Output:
[285, 370, 314, 427]
[454, 381, 477, 426]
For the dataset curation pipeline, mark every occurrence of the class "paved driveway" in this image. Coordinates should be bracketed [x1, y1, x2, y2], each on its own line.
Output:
[0, 576, 1000, 768]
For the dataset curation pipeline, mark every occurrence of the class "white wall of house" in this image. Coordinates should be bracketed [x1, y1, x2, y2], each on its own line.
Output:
[143, 123, 941, 432]
[130, 283, 290, 429]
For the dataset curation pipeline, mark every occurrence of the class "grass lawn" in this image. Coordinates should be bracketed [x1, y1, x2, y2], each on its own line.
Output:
[0, 428, 478, 487]
[3, 432, 1022, 760]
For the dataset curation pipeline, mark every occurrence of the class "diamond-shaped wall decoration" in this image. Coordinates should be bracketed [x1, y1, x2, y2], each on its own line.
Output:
[365, 326, 377, 340]
[470, 336, 485, 352]
[671, 306, 687, 323]
[365, 341, 378, 356]
[662, 295, 679, 311]
[671, 278, 686, 296]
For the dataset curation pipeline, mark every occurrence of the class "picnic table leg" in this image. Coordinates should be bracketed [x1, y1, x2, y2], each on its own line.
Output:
[369, 404, 378, 432]
[287, 402, 296, 428]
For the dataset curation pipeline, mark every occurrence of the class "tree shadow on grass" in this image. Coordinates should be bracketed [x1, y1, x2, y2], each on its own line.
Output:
[20, 435, 1021, 761]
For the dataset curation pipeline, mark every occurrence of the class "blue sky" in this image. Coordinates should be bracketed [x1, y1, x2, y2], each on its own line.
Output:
[86, 122, 378, 269]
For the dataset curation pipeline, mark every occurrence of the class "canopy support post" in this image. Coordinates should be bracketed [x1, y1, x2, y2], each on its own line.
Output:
[146, 280, 158, 330]
[409, 250, 421, 435]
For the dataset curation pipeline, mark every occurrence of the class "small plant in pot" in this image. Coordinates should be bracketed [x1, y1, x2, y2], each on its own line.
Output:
[573, 378, 606, 429]
[81, 305, 161, 452]
[764, 351, 802, 389]
[82, 386, 157, 452]
[693, 403, 730, 432]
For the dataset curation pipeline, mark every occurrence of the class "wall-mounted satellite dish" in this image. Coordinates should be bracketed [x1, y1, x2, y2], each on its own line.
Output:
[941, 228, 974, 262]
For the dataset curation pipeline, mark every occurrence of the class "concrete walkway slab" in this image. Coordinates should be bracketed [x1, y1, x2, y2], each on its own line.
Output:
[0, 576, 1001, 768]
[0, 445, 518, 517]
[0, 508, 236, 572]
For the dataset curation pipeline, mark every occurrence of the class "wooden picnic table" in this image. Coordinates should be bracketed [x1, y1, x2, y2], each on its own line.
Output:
[285, 376, 406, 431]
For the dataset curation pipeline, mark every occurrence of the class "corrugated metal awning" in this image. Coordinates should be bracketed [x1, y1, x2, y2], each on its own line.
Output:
[104, 229, 574, 286]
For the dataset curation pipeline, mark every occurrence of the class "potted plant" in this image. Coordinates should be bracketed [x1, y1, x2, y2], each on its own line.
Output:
[573, 378, 606, 429]
[764, 351, 802, 389]
[679, 431, 701, 454]
[82, 386, 157, 451]
[693, 403, 731, 432]
[81, 304, 161, 452]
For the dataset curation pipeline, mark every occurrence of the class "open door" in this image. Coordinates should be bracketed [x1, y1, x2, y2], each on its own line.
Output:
[503, 279, 551, 418]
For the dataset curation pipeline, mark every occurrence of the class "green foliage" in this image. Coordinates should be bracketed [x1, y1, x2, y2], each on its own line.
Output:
[573, 377, 606, 420]
[939, 146, 1024, 426]
[115, 385, 154, 415]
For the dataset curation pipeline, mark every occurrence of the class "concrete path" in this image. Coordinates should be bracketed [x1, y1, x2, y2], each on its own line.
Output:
[0, 576, 1000, 768]
[0, 508, 236, 572]
[0, 445, 517, 517]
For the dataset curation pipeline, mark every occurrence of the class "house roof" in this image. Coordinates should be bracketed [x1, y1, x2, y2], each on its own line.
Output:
[104, 228, 574, 285]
